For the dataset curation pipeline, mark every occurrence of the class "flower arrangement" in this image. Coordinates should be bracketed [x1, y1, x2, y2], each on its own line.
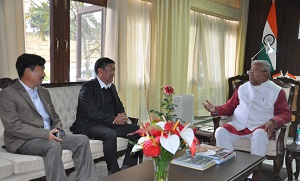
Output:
[130, 85, 199, 181]
[150, 85, 177, 122]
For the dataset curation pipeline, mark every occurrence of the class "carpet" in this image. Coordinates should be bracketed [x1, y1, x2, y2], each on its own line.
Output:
[260, 163, 288, 181]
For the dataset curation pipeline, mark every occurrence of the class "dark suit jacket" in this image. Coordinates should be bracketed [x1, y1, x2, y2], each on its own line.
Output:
[0, 80, 62, 153]
[70, 78, 125, 135]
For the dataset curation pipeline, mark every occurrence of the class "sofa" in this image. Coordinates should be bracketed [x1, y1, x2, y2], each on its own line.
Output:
[0, 79, 137, 181]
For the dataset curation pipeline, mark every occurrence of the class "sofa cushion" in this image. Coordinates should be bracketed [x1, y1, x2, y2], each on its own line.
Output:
[233, 138, 277, 156]
[0, 149, 73, 175]
[0, 158, 13, 179]
[117, 137, 129, 151]
[89, 140, 104, 159]
[1, 170, 46, 181]
[0, 151, 44, 174]
[89, 137, 129, 160]
[46, 86, 81, 130]
[61, 150, 74, 166]
[232, 126, 289, 156]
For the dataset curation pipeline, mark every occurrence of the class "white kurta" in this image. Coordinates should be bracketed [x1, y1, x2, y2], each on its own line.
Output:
[228, 80, 281, 131]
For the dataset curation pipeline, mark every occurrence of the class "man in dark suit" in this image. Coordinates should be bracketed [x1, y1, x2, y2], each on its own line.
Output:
[70, 57, 140, 175]
[0, 53, 96, 181]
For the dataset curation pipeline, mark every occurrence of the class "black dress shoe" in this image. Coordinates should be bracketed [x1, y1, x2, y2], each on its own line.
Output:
[108, 168, 120, 175]
[120, 165, 131, 170]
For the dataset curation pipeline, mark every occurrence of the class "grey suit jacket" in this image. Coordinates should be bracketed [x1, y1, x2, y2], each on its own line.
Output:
[70, 78, 125, 135]
[0, 80, 62, 153]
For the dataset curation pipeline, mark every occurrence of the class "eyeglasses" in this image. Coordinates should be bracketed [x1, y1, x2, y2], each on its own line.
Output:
[247, 69, 268, 74]
[103, 68, 115, 73]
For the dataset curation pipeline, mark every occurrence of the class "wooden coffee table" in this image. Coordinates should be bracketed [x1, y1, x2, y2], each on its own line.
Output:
[100, 150, 265, 181]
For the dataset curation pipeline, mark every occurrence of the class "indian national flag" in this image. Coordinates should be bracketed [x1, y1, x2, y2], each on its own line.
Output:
[257, 0, 277, 71]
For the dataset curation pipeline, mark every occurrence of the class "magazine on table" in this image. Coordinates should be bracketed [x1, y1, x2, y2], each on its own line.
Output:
[209, 151, 236, 164]
[187, 144, 236, 164]
[171, 152, 216, 171]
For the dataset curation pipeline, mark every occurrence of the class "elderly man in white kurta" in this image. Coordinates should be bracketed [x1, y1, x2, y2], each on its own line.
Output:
[203, 60, 291, 156]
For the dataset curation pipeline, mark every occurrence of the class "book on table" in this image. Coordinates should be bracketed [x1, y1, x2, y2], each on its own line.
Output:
[190, 144, 236, 164]
[171, 152, 216, 171]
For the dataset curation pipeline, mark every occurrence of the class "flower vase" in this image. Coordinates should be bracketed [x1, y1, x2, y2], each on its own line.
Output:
[153, 160, 170, 181]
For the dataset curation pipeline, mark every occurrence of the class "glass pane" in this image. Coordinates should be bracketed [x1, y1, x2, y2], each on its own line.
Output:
[24, 0, 50, 83]
[70, 1, 104, 82]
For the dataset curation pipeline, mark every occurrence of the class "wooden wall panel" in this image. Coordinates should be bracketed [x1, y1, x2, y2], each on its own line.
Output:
[244, 0, 300, 76]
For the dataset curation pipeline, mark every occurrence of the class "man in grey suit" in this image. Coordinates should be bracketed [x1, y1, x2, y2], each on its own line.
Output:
[70, 57, 140, 175]
[0, 53, 97, 181]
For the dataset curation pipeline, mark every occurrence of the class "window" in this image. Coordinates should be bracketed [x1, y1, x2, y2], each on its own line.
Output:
[24, 0, 50, 82]
[69, 2, 105, 82]
[24, 0, 107, 83]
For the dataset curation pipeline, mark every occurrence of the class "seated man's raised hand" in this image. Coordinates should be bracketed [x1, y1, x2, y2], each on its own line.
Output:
[202, 99, 216, 113]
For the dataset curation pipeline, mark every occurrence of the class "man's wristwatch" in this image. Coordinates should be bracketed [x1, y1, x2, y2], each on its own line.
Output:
[212, 108, 218, 115]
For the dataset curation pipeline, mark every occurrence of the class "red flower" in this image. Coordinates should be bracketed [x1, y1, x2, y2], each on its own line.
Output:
[189, 137, 201, 158]
[128, 123, 151, 137]
[163, 85, 174, 95]
[174, 124, 184, 137]
[147, 124, 163, 137]
[154, 136, 161, 144]
[164, 122, 175, 132]
[163, 121, 182, 137]
[192, 127, 198, 133]
[128, 128, 147, 137]
[143, 139, 161, 157]
[176, 122, 184, 131]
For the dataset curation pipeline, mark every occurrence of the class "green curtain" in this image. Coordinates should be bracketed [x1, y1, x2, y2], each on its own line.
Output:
[149, 0, 191, 113]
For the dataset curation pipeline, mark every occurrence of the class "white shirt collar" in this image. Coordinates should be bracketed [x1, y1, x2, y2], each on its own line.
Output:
[96, 77, 112, 89]
[19, 79, 38, 92]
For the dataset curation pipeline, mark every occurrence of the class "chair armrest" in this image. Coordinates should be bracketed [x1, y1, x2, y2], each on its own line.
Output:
[128, 117, 139, 125]
[127, 117, 144, 163]
[211, 117, 221, 146]
[212, 117, 221, 132]
[276, 122, 290, 156]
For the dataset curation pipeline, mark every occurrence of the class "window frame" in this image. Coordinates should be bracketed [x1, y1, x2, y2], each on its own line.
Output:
[50, 0, 107, 83]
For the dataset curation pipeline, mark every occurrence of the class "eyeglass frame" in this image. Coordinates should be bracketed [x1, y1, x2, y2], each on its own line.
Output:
[247, 69, 268, 74]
